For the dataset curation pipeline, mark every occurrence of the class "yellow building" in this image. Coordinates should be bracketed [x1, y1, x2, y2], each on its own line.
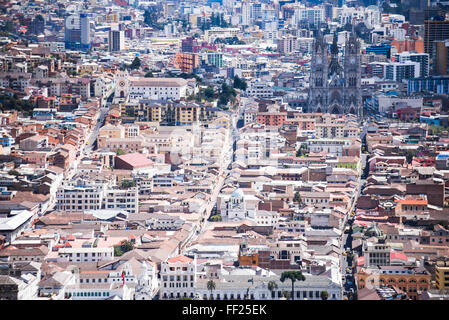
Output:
[210, 116, 230, 129]
[435, 261, 449, 290]
[135, 102, 217, 125]
[356, 266, 430, 300]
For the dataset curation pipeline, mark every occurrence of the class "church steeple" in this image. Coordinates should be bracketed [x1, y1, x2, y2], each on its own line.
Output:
[330, 32, 338, 56]
[314, 28, 327, 54]
[328, 33, 342, 78]
[308, 29, 362, 119]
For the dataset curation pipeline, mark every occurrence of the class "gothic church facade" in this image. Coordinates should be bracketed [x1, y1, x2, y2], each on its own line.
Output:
[307, 31, 363, 119]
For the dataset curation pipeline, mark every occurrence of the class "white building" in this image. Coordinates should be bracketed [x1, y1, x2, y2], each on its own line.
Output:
[222, 187, 256, 222]
[363, 238, 391, 268]
[244, 109, 258, 125]
[56, 181, 138, 214]
[306, 138, 356, 156]
[103, 187, 138, 214]
[293, 5, 324, 27]
[57, 247, 115, 263]
[160, 255, 197, 300]
[115, 70, 188, 101]
[245, 81, 274, 98]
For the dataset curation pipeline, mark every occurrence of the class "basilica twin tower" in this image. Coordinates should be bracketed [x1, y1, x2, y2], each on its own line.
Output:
[307, 30, 363, 119]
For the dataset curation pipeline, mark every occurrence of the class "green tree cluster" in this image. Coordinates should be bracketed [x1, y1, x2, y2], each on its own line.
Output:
[116, 149, 126, 156]
[217, 83, 236, 108]
[144, 8, 165, 30]
[214, 36, 244, 45]
[114, 240, 135, 256]
[429, 125, 447, 136]
[280, 271, 305, 300]
[166, 72, 202, 84]
[204, 86, 215, 100]
[121, 179, 137, 188]
[8, 169, 20, 176]
[0, 94, 34, 116]
[210, 214, 222, 222]
[207, 280, 216, 298]
[129, 57, 141, 70]
[233, 76, 247, 91]
[294, 191, 302, 205]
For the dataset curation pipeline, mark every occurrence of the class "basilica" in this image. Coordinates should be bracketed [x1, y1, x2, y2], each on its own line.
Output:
[307, 31, 363, 119]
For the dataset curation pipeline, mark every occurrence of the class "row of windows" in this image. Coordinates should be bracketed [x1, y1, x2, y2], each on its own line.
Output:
[80, 278, 108, 283]
[163, 275, 193, 281]
[71, 291, 110, 297]
[59, 205, 99, 210]
[164, 282, 194, 288]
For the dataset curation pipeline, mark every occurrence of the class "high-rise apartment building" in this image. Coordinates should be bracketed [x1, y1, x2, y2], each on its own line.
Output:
[395, 52, 430, 77]
[64, 13, 91, 50]
[424, 19, 449, 57]
[109, 30, 125, 52]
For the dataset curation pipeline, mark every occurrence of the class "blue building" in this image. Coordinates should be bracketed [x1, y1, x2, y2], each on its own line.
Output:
[0, 136, 14, 147]
[420, 115, 440, 125]
[366, 44, 392, 59]
[64, 13, 91, 51]
[407, 76, 449, 94]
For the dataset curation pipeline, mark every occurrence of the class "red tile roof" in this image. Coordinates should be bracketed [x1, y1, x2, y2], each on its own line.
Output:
[390, 252, 407, 261]
[117, 153, 154, 168]
[167, 255, 193, 264]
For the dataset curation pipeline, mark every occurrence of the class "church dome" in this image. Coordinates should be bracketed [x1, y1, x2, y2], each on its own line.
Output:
[231, 187, 244, 198]
[365, 222, 383, 238]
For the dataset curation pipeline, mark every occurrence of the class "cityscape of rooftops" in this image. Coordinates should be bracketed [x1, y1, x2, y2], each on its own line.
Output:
[0, 0, 449, 306]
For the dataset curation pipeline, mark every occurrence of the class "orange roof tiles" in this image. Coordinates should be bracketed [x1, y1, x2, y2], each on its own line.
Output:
[167, 255, 193, 263]
[399, 200, 427, 205]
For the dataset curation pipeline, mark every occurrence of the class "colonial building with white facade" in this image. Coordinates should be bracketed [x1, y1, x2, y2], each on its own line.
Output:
[159, 255, 197, 300]
[115, 70, 189, 101]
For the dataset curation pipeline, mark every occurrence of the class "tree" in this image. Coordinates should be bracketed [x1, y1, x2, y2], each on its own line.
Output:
[144, 8, 165, 30]
[294, 191, 302, 206]
[210, 214, 222, 222]
[296, 144, 308, 157]
[405, 149, 417, 163]
[114, 245, 123, 256]
[0, 94, 34, 116]
[207, 280, 216, 299]
[120, 240, 134, 253]
[8, 169, 20, 176]
[217, 83, 237, 108]
[320, 290, 329, 300]
[130, 57, 141, 70]
[268, 281, 278, 299]
[204, 86, 215, 100]
[121, 179, 136, 188]
[233, 76, 247, 91]
[280, 271, 305, 300]
[282, 291, 291, 299]
[144, 72, 154, 78]
[116, 149, 126, 156]
[114, 241, 133, 257]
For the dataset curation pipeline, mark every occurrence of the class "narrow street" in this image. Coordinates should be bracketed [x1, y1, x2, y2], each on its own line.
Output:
[182, 100, 243, 250]
[340, 119, 370, 300]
